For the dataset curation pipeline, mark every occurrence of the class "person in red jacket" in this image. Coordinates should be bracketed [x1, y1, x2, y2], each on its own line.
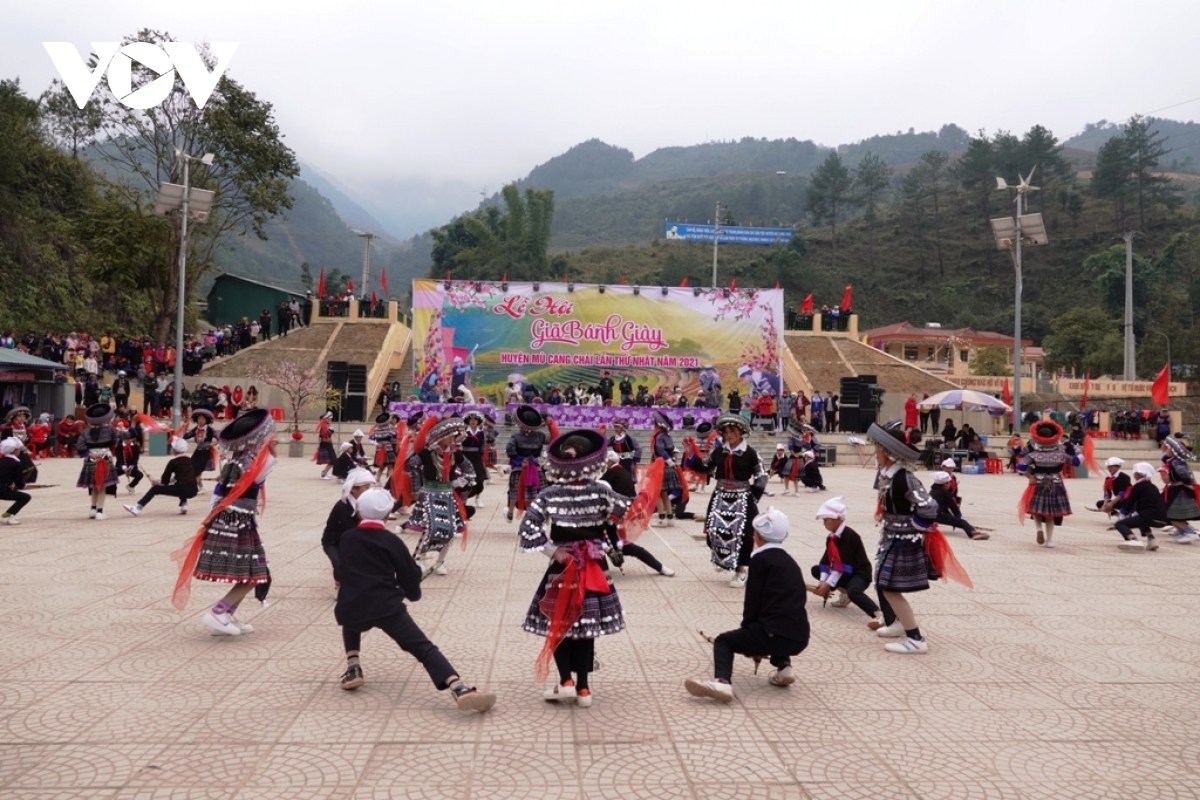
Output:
[27, 414, 51, 460]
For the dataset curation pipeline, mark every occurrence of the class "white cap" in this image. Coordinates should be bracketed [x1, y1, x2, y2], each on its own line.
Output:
[342, 468, 376, 500]
[170, 438, 189, 454]
[339, 442, 353, 453]
[775, 443, 785, 450]
[931, 470, 952, 485]
[355, 487, 395, 521]
[1106, 457, 1125, 468]
[1133, 462, 1156, 478]
[752, 506, 788, 542]
[941, 458, 956, 469]
[815, 496, 847, 520]
[605, 449, 620, 464]
[352, 429, 365, 437]
[802, 450, 816, 460]
[0, 437, 22, 455]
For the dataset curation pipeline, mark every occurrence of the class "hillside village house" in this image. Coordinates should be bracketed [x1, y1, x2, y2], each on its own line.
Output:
[862, 322, 1043, 380]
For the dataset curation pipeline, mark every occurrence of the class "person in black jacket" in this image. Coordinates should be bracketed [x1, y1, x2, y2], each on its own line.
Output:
[810, 497, 882, 627]
[0, 437, 31, 525]
[686, 507, 810, 702]
[123, 438, 199, 516]
[1116, 462, 1171, 552]
[600, 451, 675, 577]
[799, 451, 826, 492]
[321, 468, 376, 588]
[334, 487, 495, 712]
[930, 472, 987, 540]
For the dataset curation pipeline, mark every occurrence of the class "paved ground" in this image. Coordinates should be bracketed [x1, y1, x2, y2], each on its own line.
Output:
[3, 450, 1200, 800]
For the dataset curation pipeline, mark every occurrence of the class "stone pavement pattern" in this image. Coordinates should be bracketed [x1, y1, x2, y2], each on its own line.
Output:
[3, 454, 1200, 800]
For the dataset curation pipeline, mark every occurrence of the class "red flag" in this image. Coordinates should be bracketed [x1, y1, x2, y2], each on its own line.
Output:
[1001, 377, 1012, 405]
[370, 290, 378, 306]
[381, 270, 389, 296]
[679, 276, 689, 287]
[316, 266, 326, 298]
[841, 284, 853, 311]
[730, 278, 737, 290]
[619, 275, 626, 285]
[774, 281, 780, 289]
[800, 293, 814, 314]
[1151, 363, 1170, 407]
[1081, 369, 1090, 409]
[346, 279, 354, 293]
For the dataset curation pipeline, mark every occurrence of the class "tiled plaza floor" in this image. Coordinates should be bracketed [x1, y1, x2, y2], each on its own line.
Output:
[3, 451, 1200, 799]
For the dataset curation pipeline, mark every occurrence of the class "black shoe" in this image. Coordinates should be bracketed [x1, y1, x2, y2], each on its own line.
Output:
[505, 510, 514, 522]
[451, 682, 496, 712]
[340, 664, 365, 690]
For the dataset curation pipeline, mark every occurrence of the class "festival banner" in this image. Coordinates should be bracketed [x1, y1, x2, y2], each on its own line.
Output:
[410, 280, 784, 404]
[664, 221, 795, 246]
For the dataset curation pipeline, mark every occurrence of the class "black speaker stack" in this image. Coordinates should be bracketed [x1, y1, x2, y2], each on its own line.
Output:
[838, 374, 881, 433]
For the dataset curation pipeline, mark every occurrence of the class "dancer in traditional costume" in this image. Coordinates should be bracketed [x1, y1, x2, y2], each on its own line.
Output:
[600, 450, 675, 577]
[322, 468, 376, 588]
[811, 496, 881, 624]
[1116, 462, 1171, 552]
[461, 411, 489, 509]
[76, 403, 119, 520]
[183, 408, 217, 492]
[405, 415, 476, 578]
[171, 408, 276, 636]
[1159, 435, 1200, 543]
[867, 420, 971, 654]
[686, 507, 809, 702]
[334, 487, 496, 712]
[115, 410, 145, 494]
[520, 429, 630, 708]
[1017, 420, 1079, 548]
[370, 412, 399, 482]
[651, 410, 682, 527]
[123, 437, 198, 516]
[799, 450, 826, 492]
[704, 414, 768, 588]
[682, 422, 712, 494]
[0, 437, 31, 525]
[506, 405, 549, 523]
[316, 411, 336, 480]
[3, 406, 30, 445]
[331, 442, 356, 481]
[930, 471, 987, 540]
[607, 416, 641, 477]
[1094, 457, 1132, 516]
[348, 429, 368, 466]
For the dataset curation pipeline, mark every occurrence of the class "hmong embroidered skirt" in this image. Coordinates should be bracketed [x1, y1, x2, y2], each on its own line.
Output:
[1166, 485, 1200, 520]
[193, 505, 270, 584]
[523, 561, 625, 639]
[77, 455, 119, 490]
[374, 443, 396, 468]
[508, 461, 544, 507]
[316, 441, 336, 465]
[704, 485, 756, 571]
[875, 530, 936, 593]
[661, 460, 682, 493]
[407, 485, 466, 557]
[1028, 474, 1071, 518]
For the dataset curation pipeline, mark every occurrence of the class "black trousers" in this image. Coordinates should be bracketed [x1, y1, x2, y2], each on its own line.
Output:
[553, 637, 596, 688]
[810, 566, 878, 617]
[137, 484, 198, 508]
[620, 542, 663, 572]
[342, 609, 457, 689]
[936, 512, 976, 538]
[323, 544, 341, 582]
[1115, 515, 1168, 539]
[713, 621, 807, 682]
[0, 487, 30, 516]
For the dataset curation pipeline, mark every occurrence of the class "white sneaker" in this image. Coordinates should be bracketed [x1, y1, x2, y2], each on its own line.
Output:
[123, 504, 141, 517]
[684, 678, 734, 703]
[575, 690, 593, 708]
[88, 508, 96, 519]
[767, 666, 795, 686]
[1118, 538, 1146, 552]
[885, 637, 929, 654]
[202, 611, 241, 636]
[3, 516, 19, 525]
[659, 566, 676, 577]
[94, 511, 106, 521]
[179, 505, 188, 515]
[543, 682, 576, 703]
[1176, 532, 1199, 544]
[729, 572, 747, 588]
[229, 616, 254, 634]
[320, 474, 331, 480]
[830, 593, 852, 608]
[875, 621, 905, 638]
[434, 563, 448, 576]
[127, 484, 135, 494]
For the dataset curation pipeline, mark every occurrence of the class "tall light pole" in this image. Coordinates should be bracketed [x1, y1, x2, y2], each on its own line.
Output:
[990, 169, 1047, 432]
[1123, 231, 1136, 379]
[155, 151, 215, 428]
[1154, 330, 1171, 373]
[711, 201, 722, 287]
[356, 231, 375, 299]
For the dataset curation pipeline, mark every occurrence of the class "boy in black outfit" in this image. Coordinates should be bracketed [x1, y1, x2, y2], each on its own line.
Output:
[123, 437, 198, 516]
[334, 487, 496, 713]
[686, 507, 809, 702]
[810, 496, 884, 628]
[0, 437, 31, 524]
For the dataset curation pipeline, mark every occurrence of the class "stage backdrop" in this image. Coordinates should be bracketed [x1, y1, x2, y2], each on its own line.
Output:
[411, 280, 784, 404]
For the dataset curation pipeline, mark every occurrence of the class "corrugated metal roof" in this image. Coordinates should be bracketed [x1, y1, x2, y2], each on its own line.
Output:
[0, 349, 70, 370]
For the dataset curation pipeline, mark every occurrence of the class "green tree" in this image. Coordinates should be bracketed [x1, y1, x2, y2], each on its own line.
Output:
[1041, 307, 1123, 376]
[1019, 125, 1073, 213]
[429, 183, 555, 281]
[40, 30, 300, 341]
[1091, 135, 1132, 230]
[1124, 115, 1181, 229]
[805, 151, 855, 262]
[852, 151, 891, 222]
[970, 346, 1011, 376]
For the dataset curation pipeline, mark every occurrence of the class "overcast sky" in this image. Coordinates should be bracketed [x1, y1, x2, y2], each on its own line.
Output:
[5, 0, 1199, 235]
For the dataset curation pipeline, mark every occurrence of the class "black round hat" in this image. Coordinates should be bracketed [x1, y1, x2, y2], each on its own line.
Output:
[375, 411, 391, 425]
[218, 407, 274, 452]
[516, 404, 544, 430]
[546, 428, 608, 483]
[85, 402, 114, 427]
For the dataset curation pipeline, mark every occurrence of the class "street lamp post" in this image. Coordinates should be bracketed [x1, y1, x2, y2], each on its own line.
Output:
[155, 151, 215, 429]
[1154, 331, 1171, 374]
[990, 169, 1048, 433]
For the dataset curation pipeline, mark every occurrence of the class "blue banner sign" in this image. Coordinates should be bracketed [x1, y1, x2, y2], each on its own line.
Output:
[664, 221, 795, 246]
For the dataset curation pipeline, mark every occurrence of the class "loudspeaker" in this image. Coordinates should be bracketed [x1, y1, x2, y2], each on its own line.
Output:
[839, 377, 860, 407]
[839, 407, 859, 433]
[858, 407, 877, 432]
[346, 365, 368, 394]
[326, 361, 348, 392]
[341, 395, 366, 420]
